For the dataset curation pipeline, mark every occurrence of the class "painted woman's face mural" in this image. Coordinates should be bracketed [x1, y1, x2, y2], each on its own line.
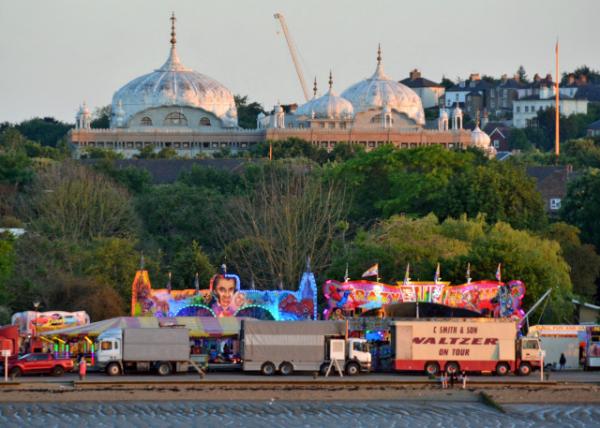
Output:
[131, 270, 317, 321]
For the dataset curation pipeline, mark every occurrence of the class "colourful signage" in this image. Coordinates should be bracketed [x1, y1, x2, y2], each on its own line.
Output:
[323, 279, 526, 320]
[131, 269, 317, 321]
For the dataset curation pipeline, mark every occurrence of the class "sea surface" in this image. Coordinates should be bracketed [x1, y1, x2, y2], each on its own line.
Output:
[0, 400, 599, 427]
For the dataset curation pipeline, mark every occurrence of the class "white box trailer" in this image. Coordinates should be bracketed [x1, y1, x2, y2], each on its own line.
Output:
[97, 327, 191, 376]
[392, 318, 541, 376]
[241, 320, 371, 376]
[528, 325, 586, 370]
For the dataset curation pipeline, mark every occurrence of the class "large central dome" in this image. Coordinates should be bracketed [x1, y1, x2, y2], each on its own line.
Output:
[111, 15, 237, 127]
[341, 47, 425, 126]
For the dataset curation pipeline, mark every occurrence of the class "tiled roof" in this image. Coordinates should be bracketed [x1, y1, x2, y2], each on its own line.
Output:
[399, 77, 443, 88]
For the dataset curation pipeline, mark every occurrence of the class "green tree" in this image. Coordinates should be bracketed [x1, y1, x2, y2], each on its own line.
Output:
[16, 117, 72, 147]
[561, 168, 600, 251]
[540, 223, 600, 300]
[250, 138, 329, 164]
[516, 65, 529, 83]
[26, 161, 139, 241]
[91, 105, 111, 129]
[93, 160, 152, 194]
[508, 128, 533, 151]
[136, 183, 225, 259]
[168, 241, 216, 289]
[78, 237, 141, 308]
[0, 235, 15, 304]
[235, 95, 265, 129]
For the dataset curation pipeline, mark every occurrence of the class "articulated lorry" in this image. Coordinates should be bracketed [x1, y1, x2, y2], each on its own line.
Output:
[392, 318, 542, 376]
[241, 320, 371, 376]
[96, 327, 192, 376]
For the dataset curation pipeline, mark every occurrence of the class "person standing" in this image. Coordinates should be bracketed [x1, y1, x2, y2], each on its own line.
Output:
[559, 353, 567, 370]
[78, 355, 87, 381]
[461, 370, 467, 389]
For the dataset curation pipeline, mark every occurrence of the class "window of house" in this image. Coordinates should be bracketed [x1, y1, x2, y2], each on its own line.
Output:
[340, 122, 346, 129]
[164, 112, 188, 126]
[516, 106, 520, 113]
[329, 122, 335, 129]
[493, 139, 500, 149]
[550, 198, 561, 211]
[199, 117, 211, 126]
[525, 106, 529, 113]
[141, 117, 153, 126]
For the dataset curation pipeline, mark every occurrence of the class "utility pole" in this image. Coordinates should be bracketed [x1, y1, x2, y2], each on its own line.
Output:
[555, 39, 560, 157]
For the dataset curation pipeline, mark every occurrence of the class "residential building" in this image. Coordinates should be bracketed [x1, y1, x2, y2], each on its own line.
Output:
[512, 88, 588, 128]
[525, 165, 573, 215]
[399, 69, 445, 109]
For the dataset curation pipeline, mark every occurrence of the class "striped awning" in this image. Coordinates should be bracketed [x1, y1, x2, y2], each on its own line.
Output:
[41, 316, 241, 339]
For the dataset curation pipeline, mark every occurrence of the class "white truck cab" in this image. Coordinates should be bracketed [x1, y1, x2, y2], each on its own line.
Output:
[96, 328, 123, 374]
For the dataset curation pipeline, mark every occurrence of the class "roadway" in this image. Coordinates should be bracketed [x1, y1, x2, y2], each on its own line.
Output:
[4, 369, 600, 385]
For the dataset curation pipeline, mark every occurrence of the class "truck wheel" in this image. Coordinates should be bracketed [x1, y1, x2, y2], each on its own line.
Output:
[261, 362, 276, 376]
[106, 363, 121, 376]
[445, 362, 460, 375]
[320, 363, 329, 376]
[518, 362, 532, 376]
[157, 362, 172, 376]
[495, 362, 510, 376]
[9, 367, 22, 378]
[424, 362, 440, 376]
[279, 362, 294, 376]
[345, 362, 360, 376]
[51, 366, 65, 377]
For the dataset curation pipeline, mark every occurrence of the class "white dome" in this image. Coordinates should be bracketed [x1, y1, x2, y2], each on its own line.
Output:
[110, 17, 236, 128]
[297, 73, 353, 119]
[471, 125, 491, 148]
[341, 48, 425, 126]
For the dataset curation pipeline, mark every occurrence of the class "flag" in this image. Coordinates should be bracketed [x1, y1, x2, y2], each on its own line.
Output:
[434, 263, 441, 284]
[362, 263, 379, 278]
[344, 263, 349, 282]
[403, 263, 411, 285]
[495, 263, 502, 282]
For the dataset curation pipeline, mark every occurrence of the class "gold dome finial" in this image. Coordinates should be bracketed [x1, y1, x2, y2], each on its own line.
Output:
[377, 43, 382, 65]
[170, 12, 177, 46]
[313, 76, 317, 97]
[328, 70, 333, 90]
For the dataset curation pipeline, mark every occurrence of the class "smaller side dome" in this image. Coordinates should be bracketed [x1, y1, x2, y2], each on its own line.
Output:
[439, 107, 449, 119]
[471, 125, 491, 148]
[298, 71, 354, 119]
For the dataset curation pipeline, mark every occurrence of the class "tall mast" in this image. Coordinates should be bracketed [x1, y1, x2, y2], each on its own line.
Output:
[555, 39, 560, 157]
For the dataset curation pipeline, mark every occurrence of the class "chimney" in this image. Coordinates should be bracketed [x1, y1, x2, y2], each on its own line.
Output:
[469, 73, 481, 81]
[409, 69, 421, 80]
[533, 73, 541, 82]
[567, 74, 576, 85]
[501, 74, 508, 83]
[578, 75, 588, 85]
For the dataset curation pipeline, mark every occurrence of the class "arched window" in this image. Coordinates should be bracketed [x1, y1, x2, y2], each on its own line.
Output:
[164, 112, 188, 126]
[199, 117, 211, 127]
[141, 117, 153, 126]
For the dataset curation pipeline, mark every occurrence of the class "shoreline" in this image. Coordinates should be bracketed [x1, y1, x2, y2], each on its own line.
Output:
[2, 382, 600, 405]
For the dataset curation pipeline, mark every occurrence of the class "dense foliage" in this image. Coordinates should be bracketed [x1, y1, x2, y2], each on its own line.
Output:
[1, 120, 599, 324]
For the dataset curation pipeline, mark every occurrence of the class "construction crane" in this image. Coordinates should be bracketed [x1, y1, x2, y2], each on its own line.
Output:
[273, 13, 310, 102]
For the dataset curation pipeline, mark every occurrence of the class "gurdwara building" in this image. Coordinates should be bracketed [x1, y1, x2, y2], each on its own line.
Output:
[69, 15, 494, 158]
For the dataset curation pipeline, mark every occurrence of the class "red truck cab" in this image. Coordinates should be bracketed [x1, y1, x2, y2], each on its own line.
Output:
[6, 353, 74, 377]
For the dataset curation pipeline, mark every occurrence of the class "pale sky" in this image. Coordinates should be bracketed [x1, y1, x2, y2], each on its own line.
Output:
[1, 0, 598, 123]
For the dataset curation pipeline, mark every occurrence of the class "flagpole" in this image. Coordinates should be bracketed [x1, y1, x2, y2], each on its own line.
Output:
[555, 39, 560, 157]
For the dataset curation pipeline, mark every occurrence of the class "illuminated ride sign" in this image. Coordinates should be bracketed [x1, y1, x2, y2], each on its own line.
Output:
[323, 279, 526, 320]
[131, 269, 317, 321]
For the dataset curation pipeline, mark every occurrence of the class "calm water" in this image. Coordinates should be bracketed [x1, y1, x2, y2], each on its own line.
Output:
[0, 401, 599, 427]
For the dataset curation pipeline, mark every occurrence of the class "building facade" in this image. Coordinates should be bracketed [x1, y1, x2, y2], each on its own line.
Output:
[69, 16, 494, 159]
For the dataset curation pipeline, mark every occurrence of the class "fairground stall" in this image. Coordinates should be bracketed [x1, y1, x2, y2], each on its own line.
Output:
[44, 316, 242, 369]
[323, 264, 527, 371]
[10, 311, 90, 354]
